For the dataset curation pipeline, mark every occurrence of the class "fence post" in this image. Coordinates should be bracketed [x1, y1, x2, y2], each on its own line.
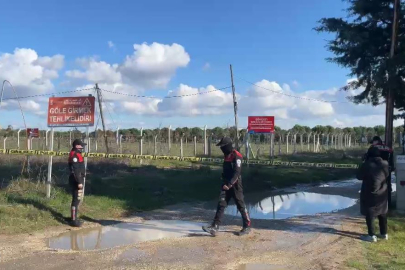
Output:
[300, 133, 303, 152]
[3, 137, 7, 149]
[154, 135, 158, 155]
[307, 133, 311, 152]
[140, 127, 143, 155]
[180, 134, 184, 158]
[278, 134, 282, 155]
[208, 134, 212, 157]
[168, 125, 171, 152]
[95, 132, 98, 153]
[204, 125, 207, 156]
[116, 127, 120, 146]
[293, 134, 297, 154]
[119, 135, 123, 153]
[313, 133, 316, 152]
[194, 136, 197, 156]
[270, 133, 274, 159]
[46, 128, 54, 198]
[286, 133, 290, 154]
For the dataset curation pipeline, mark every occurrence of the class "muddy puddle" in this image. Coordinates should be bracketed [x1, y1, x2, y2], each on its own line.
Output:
[206, 192, 357, 220]
[48, 220, 203, 251]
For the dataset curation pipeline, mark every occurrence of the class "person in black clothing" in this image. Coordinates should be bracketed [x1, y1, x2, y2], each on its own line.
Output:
[202, 137, 251, 236]
[364, 136, 395, 208]
[357, 146, 389, 242]
[68, 139, 86, 227]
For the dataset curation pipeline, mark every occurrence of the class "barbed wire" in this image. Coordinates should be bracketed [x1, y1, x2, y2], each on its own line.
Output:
[235, 77, 351, 104]
[100, 86, 233, 99]
[1, 88, 95, 101]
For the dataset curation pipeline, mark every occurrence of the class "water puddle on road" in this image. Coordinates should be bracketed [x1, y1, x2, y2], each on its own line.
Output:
[217, 192, 357, 220]
[48, 220, 203, 251]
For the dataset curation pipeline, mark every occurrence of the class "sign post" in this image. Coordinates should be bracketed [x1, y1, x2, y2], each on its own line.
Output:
[46, 96, 95, 198]
[46, 128, 54, 198]
[247, 116, 275, 161]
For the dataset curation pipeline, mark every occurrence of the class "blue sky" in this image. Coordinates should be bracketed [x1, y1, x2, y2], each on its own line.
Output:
[0, 0, 394, 131]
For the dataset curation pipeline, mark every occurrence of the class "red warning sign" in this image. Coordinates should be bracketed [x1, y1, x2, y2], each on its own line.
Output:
[47, 96, 95, 127]
[27, 128, 40, 138]
[248, 116, 275, 134]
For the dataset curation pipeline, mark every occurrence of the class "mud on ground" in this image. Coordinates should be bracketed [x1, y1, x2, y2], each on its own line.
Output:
[0, 183, 366, 270]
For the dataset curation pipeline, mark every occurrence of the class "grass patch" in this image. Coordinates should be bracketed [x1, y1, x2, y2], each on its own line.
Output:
[347, 215, 405, 270]
[0, 153, 357, 234]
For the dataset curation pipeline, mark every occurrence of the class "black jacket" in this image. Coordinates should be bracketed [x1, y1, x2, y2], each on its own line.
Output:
[357, 157, 389, 217]
[68, 149, 85, 184]
[222, 150, 243, 187]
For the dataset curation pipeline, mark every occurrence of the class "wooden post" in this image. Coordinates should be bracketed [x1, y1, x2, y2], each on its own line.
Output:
[95, 84, 109, 153]
[230, 65, 239, 151]
[194, 136, 197, 156]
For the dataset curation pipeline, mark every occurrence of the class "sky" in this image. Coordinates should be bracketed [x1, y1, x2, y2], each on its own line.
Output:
[0, 0, 400, 131]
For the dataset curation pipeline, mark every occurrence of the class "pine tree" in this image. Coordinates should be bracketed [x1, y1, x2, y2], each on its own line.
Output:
[315, 0, 405, 110]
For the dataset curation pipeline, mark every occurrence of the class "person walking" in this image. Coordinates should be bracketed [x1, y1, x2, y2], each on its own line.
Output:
[202, 137, 251, 236]
[357, 146, 389, 242]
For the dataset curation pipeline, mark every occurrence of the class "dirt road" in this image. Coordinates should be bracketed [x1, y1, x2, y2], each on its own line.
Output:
[0, 182, 366, 270]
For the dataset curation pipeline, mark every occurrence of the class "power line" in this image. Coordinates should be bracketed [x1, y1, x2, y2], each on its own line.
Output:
[236, 77, 350, 104]
[1, 87, 95, 101]
[100, 86, 232, 99]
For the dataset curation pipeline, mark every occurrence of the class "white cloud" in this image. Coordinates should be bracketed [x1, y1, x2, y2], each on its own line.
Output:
[120, 84, 233, 116]
[65, 42, 190, 95]
[119, 42, 190, 89]
[0, 48, 64, 98]
[117, 79, 394, 129]
[66, 58, 122, 84]
[1, 99, 41, 112]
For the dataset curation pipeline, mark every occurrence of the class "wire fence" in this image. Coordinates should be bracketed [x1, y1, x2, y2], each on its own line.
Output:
[3, 131, 403, 159]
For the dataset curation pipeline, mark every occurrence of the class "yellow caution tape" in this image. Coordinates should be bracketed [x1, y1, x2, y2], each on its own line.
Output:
[0, 148, 359, 169]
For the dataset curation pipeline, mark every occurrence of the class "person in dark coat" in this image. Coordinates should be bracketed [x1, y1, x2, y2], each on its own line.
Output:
[357, 146, 389, 242]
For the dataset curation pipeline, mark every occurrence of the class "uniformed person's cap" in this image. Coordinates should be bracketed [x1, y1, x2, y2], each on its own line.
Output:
[216, 137, 232, 147]
[72, 139, 87, 147]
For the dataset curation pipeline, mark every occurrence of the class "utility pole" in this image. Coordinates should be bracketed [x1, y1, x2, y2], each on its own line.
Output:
[230, 64, 239, 150]
[95, 84, 109, 153]
[385, 0, 400, 148]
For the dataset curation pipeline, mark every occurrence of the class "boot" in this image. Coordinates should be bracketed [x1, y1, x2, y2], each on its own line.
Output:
[238, 226, 251, 236]
[202, 224, 219, 236]
[71, 219, 83, 227]
[70, 206, 83, 227]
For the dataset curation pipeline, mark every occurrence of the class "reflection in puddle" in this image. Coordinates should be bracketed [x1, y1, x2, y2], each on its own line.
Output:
[224, 192, 357, 220]
[48, 220, 203, 251]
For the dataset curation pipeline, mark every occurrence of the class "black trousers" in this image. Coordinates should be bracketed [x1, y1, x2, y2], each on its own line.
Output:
[366, 214, 387, 236]
[213, 182, 251, 227]
[387, 173, 392, 208]
[69, 174, 81, 220]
